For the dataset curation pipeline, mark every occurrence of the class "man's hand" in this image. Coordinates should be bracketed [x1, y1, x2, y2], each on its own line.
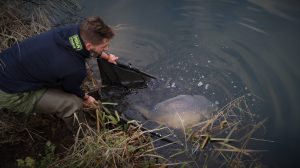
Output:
[83, 94, 96, 107]
[107, 54, 119, 64]
[101, 52, 119, 64]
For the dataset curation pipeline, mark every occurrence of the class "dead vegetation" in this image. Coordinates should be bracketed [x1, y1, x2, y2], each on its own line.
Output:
[0, 0, 81, 51]
[187, 95, 270, 167]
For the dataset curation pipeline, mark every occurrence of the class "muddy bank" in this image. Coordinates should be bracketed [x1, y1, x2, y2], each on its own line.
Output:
[0, 109, 74, 168]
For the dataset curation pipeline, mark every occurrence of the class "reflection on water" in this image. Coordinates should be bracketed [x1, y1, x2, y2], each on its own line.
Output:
[248, 0, 299, 21]
[81, 0, 300, 167]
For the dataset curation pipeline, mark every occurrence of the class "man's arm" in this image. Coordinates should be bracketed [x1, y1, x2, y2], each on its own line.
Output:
[61, 74, 85, 98]
[61, 74, 96, 107]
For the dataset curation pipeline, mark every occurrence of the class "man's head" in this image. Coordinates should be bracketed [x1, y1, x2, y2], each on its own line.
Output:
[80, 16, 114, 55]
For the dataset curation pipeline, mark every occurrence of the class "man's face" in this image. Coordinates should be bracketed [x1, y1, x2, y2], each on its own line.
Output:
[86, 38, 110, 56]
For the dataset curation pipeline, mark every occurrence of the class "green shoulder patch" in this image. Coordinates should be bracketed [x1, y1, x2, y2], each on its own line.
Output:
[69, 34, 83, 51]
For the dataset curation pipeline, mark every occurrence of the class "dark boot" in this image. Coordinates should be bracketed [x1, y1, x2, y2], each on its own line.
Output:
[63, 111, 90, 138]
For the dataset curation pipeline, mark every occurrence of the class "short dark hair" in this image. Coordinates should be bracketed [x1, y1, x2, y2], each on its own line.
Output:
[79, 16, 114, 44]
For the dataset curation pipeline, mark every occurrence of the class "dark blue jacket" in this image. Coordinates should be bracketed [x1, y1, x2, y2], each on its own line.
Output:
[0, 24, 90, 98]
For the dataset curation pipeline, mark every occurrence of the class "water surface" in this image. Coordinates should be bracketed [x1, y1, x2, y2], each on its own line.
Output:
[81, 0, 300, 167]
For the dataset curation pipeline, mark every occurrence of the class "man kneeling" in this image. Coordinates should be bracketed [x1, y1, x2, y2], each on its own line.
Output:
[0, 16, 118, 133]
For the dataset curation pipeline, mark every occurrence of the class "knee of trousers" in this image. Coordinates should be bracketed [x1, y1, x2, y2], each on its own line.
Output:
[34, 89, 83, 119]
[57, 95, 83, 118]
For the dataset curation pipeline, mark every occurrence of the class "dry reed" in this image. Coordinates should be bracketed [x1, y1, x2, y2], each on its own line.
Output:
[187, 95, 269, 167]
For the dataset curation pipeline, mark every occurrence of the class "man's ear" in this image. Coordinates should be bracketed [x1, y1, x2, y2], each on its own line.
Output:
[85, 42, 93, 51]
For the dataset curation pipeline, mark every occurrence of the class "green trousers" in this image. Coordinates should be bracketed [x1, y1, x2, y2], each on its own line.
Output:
[34, 89, 84, 132]
[0, 88, 84, 131]
[0, 88, 46, 114]
[34, 88, 83, 118]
